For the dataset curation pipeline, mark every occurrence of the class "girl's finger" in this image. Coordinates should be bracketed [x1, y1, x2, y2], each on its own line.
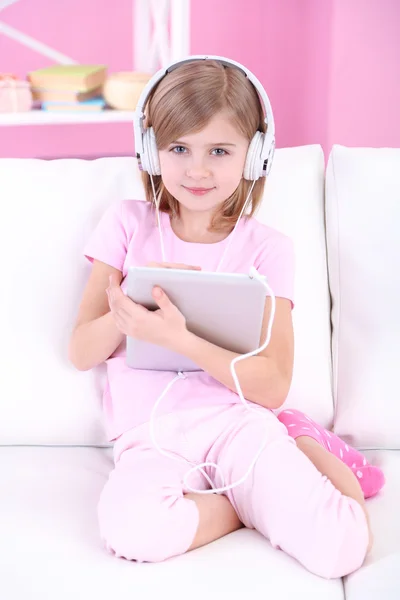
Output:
[115, 306, 133, 321]
[174, 263, 201, 270]
[116, 302, 147, 327]
[165, 262, 201, 270]
[113, 315, 126, 334]
[148, 262, 201, 271]
[109, 289, 132, 311]
[114, 310, 131, 329]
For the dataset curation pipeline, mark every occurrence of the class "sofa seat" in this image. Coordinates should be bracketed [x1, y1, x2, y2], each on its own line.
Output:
[343, 450, 400, 600]
[1, 447, 399, 600]
[0, 445, 350, 600]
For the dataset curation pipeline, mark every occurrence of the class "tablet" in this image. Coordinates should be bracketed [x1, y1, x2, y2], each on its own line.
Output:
[126, 266, 267, 372]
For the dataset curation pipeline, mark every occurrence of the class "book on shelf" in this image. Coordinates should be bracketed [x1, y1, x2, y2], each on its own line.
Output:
[31, 85, 103, 103]
[28, 65, 107, 92]
[41, 97, 106, 112]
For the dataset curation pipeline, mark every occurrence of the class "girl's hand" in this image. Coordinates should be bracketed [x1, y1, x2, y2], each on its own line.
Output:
[147, 261, 201, 271]
[106, 274, 188, 349]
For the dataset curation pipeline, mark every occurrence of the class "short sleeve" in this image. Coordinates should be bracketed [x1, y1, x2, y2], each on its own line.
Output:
[84, 200, 128, 271]
[256, 234, 295, 308]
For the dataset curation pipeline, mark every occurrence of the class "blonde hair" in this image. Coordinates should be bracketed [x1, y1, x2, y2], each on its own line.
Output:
[140, 59, 267, 232]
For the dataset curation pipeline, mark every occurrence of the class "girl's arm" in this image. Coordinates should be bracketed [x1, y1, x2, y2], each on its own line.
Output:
[69, 260, 125, 371]
[171, 297, 294, 410]
[107, 277, 294, 409]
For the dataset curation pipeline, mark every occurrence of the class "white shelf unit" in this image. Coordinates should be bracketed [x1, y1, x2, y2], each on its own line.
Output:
[0, 108, 136, 126]
[0, 0, 190, 127]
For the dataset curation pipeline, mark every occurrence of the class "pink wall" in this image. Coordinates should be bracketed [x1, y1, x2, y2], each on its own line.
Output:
[190, 0, 333, 149]
[328, 0, 400, 148]
[0, 0, 399, 159]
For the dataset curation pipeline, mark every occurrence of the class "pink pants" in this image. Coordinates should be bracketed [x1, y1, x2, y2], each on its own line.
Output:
[98, 404, 369, 579]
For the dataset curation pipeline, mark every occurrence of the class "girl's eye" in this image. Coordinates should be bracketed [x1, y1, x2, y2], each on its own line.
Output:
[170, 146, 229, 156]
[211, 148, 228, 156]
[171, 146, 187, 154]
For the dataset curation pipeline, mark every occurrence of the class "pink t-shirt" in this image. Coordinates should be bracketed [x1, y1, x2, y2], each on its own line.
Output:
[84, 199, 295, 441]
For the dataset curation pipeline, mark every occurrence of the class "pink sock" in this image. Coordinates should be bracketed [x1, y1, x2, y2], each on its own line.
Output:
[277, 409, 385, 499]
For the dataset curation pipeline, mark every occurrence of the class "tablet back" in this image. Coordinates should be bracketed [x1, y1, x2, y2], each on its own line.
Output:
[126, 267, 266, 372]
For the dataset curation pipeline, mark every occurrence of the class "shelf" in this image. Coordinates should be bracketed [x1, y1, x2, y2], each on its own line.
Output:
[0, 108, 136, 126]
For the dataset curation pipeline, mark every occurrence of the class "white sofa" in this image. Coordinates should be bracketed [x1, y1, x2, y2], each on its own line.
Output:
[0, 145, 399, 600]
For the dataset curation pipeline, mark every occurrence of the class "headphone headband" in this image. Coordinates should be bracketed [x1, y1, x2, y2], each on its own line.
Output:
[133, 55, 275, 177]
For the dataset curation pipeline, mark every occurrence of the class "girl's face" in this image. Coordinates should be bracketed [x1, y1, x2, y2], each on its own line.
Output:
[158, 112, 250, 215]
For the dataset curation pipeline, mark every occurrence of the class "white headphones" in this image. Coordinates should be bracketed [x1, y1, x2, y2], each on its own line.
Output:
[133, 55, 276, 181]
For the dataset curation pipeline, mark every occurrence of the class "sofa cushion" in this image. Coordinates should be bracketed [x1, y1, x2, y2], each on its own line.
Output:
[325, 145, 400, 449]
[344, 450, 400, 600]
[0, 146, 333, 445]
[0, 157, 142, 446]
[0, 446, 345, 600]
[261, 145, 333, 426]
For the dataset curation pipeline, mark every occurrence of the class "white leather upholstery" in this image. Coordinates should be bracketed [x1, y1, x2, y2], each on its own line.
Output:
[0, 157, 144, 446]
[0, 446, 345, 600]
[259, 145, 333, 427]
[0, 146, 399, 599]
[344, 450, 400, 599]
[326, 145, 400, 449]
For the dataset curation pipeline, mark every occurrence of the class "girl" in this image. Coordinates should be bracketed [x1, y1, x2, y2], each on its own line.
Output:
[69, 58, 384, 579]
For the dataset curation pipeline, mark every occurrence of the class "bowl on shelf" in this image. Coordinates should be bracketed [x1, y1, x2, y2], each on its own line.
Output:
[103, 71, 152, 111]
[0, 74, 33, 113]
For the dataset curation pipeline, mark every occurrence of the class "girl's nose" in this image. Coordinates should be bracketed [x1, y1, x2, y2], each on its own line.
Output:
[186, 161, 211, 180]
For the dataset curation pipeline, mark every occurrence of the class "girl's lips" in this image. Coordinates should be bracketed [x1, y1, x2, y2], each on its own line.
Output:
[183, 186, 214, 196]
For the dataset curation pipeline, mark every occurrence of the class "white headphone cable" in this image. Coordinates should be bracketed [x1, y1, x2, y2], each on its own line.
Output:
[146, 176, 294, 494]
[150, 173, 167, 262]
[216, 179, 256, 273]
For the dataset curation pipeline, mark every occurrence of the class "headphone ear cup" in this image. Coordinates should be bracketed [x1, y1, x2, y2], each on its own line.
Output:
[142, 127, 161, 176]
[243, 131, 264, 181]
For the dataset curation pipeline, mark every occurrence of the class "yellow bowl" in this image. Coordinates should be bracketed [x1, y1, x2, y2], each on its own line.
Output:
[103, 72, 152, 111]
